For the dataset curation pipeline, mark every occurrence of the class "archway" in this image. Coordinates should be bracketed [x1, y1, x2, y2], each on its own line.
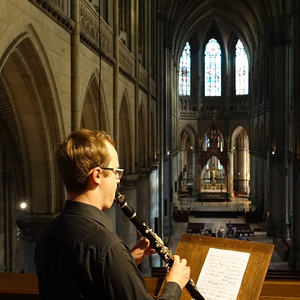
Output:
[81, 73, 109, 131]
[201, 155, 225, 192]
[0, 31, 62, 271]
[178, 126, 196, 195]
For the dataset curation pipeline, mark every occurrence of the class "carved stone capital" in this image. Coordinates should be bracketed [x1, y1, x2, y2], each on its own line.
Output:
[16, 214, 57, 242]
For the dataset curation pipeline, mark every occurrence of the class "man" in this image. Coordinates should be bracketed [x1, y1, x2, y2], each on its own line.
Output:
[35, 129, 190, 300]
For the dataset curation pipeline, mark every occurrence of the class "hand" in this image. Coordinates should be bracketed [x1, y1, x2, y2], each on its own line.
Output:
[131, 237, 156, 265]
[166, 255, 190, 289]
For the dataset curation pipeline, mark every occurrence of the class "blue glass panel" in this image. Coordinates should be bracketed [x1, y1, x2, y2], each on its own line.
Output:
[235, 39, 249, 95]
[204, 38, 222, 96]
[179, 42, 191, 96]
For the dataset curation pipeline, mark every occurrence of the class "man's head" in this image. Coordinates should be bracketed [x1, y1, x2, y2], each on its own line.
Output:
[54, 129, 115, 194]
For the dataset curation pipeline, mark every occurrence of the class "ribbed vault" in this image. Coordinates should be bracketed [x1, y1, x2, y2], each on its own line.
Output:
[162, 0, 282, 59]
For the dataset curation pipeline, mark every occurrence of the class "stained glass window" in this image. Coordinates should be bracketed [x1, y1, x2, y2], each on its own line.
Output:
[235, 39, 249, 95]
[179, 42, 191, 96]
[204, 38, 222, 96]
[205, 136, 210, 149]
[218, 160, 223, 170]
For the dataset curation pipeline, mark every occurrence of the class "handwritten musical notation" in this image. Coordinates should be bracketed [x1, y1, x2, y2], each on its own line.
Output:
[196, 248, 250, 300]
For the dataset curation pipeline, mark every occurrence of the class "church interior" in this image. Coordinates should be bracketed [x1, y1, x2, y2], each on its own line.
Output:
[0, 0, 300, 297]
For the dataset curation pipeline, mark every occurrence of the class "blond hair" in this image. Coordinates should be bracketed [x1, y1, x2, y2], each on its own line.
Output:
[54, 129, 115, 193]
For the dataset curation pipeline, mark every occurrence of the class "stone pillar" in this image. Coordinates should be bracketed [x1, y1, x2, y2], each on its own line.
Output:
[257, 156, 265, 209]
[228, 150, 234, 197]
[249, 152, 258, 208]
[16, 214, 56, 273]
[268, 13, 291, 238]
[115, 178, 138, 249]
[192, 150, 198, 193]
[290, 0, 300, 269]
[71, 0, 81, 131]
[239, 147, 248, 193]
[137, 170, 151, 276]
[113, 0, 119, 141]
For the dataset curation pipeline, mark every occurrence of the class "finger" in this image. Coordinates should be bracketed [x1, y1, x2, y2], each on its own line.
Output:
[143, 237, 151, 247]
[173, 255, 180, 262]
[147, 248, 156, 254]
[137, 237, 148, 249]
[180, 258, 187, 265]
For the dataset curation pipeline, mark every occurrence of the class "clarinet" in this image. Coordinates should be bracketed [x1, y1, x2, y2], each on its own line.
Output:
[115, 192, 205, 300]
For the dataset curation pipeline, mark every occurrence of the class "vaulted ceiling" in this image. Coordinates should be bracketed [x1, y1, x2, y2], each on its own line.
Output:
[160, 0, 288, 59]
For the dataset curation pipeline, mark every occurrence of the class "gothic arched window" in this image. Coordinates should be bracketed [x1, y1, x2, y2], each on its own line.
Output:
[235, 39, 249, 95]
[179, 42, 191, 96]
[204, 38, 222, 96]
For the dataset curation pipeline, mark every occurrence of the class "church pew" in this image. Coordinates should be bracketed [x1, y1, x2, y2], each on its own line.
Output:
[0, 273, 300, 299]
[186, 222, 204, 234]
[0, 273, 39, 300]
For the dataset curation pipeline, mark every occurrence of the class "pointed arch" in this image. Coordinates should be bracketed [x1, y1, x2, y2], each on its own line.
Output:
[81, 73, 109, 131]
[235, 39, 249, 95]
[200, 126, 226, 172]
[180, 125, 196, 150]
[231, 125, 249, 150]
[0, 27, 63, 214]
[201, 126, 225, 152]
[118, 90, 133, 174]
[0, 27, 63, 271]
[204, 38, 222, 96]
[179, 126, 196, 191]
[202, 21, 225, 97]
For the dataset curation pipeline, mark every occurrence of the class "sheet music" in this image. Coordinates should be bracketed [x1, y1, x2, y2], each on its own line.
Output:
[196, 248, 250, 300]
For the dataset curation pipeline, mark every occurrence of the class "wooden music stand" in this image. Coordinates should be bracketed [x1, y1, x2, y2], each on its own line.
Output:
[160, 233, 274, 300]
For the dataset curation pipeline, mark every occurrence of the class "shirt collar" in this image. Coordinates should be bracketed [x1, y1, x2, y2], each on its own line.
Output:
[63, 200, 113, 231]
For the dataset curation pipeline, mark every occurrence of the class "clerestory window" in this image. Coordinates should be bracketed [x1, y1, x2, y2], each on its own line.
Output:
[179, 42, 191, 96]
[204, 38, 222, 96]
[235, 39, 249, 95]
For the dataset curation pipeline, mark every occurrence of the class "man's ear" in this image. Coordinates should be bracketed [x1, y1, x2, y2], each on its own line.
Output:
[90, 167, 102, 184]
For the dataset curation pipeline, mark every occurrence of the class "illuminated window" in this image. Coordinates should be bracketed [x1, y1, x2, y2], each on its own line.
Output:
[235, 39, 249, 95]
[205, 136, 210, 149]
[204, 38, 222, 96]
[218, 160, 223, 170]
[179, 42, 191, 96]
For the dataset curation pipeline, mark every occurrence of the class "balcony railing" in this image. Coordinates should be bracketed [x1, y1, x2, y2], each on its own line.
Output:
[119, 41, 135, 78]
[179, 97, 198, 119]
[80, 0, 114, 60]
[29, 0, 73, 31]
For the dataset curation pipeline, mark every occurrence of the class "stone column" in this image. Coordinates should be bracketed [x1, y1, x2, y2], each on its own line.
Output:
[113, 0, 119, 141]
[239, 147, 248, 193]
[249, 152, 258, 207]
[71, 0, 81, 131]
[115, 178, 138, 249]
[268, 12, 291, 238]
[192, 150, 198, 193]
[228, 150, 234, 197]
[290, 0, 300, 269]
[136, 170, 151, 276]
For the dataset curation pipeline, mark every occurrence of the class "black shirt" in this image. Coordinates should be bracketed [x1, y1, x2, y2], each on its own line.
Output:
[35, 200, 181, 300]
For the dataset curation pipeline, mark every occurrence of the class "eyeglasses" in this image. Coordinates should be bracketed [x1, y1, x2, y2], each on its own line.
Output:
[100, 167, 124, 179]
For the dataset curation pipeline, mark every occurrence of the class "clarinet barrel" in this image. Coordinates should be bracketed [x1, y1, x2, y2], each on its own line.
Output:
[115, 192, 205, 300]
